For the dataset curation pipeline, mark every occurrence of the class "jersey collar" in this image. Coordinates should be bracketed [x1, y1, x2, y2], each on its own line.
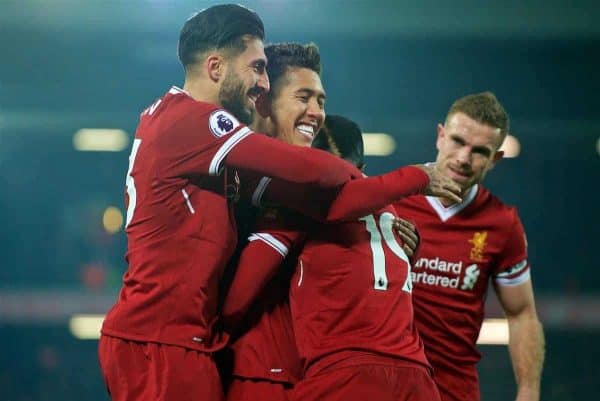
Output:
[425, 184, 479, 222]
[168, 86, 191, 96]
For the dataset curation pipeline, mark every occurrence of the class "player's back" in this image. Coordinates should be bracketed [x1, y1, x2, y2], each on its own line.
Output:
[102, 87, 246, 352]
[290, 204, 429, 376]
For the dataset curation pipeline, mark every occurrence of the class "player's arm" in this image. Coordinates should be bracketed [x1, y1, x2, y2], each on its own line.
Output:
[494, 280, 544, 401]
[221, 221, 304, 329]
[225, 133, 362, 188]
[493, 213, 544, 401]
[255, 164, 461, 223]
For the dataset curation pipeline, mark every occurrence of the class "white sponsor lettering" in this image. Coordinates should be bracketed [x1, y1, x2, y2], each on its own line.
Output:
[412, 257, 481, 291]
[414, 257, 462, 275]
[411, 271, 460, 288]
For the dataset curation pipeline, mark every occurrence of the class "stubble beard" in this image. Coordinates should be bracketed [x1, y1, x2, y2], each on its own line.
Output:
[219, 70, 254, 125]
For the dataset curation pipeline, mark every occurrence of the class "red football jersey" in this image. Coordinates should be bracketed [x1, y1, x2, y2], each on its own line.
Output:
[224, 210, 305, 385]
[222, 167, 431, 383]
[224, 206, 429, 382]
[289, 205, 430, 376]
[102, 87, 254, 351]
[227, 258, 303, 385]
[102, 87, 360, 352]
[393, 185, 530, 392]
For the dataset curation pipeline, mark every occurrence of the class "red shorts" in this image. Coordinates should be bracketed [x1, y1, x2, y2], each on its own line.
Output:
[290, 363, 440, 401]
[432, 363, 480, 401]
[226, 377, 292, 401]
[98, 334, 223, 401]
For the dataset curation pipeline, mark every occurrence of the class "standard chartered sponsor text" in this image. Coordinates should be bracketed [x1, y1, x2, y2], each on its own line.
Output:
[412, 257, 480, 290]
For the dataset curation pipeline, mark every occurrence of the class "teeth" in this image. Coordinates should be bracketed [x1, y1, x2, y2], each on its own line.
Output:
[296, 124, 314, 138]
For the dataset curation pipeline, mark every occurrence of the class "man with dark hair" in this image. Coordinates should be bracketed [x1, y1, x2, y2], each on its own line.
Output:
[222, 41, 435, 400]
[394, 91, 545, 401]
[222, 41, 326, 401]
[224, 110, 443, 401]
[97, 6, 380, 401]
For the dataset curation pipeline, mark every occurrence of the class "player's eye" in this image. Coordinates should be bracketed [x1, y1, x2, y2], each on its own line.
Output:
[451, 136, 464, 146]
[253, 62, 265, 74]
[473, 148, 491, 157]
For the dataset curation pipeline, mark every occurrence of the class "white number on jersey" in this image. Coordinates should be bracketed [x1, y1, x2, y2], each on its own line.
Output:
[125, 138, 142, 228]
[143, 98, 162, 116]
[360, 213, 413, 292]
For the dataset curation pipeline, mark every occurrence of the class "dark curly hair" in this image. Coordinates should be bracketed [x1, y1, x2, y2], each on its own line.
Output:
[178, 4, 264, 70]
[264, 42, 322, 96]
[312, 115, 365, 170]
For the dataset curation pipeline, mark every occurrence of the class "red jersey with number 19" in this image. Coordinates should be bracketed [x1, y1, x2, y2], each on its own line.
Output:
[289, 205, 430, 376]
[394, 185, 530, 400]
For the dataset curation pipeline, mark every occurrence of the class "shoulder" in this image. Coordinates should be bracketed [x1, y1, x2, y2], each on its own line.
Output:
[477, 186, 523, 235]
[479, 187, 519, 219]
[161, 89, 243, 135]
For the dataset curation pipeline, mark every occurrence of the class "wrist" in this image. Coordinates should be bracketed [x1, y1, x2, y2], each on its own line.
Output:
[397, 165, 430, 194]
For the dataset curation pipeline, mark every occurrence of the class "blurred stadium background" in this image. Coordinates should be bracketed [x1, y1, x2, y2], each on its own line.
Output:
[1, 0, 598, 399]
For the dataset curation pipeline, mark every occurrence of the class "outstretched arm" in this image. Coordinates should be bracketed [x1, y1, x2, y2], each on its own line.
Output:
[226, 133, 362, 189]
[257, 164, 461, 223]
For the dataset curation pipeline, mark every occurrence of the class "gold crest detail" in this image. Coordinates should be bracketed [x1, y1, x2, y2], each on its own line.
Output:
[468, 231, 487, 262]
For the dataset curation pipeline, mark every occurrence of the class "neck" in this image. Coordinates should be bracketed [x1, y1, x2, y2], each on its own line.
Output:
[251, 116, 273, 137]
[182, 75, 219, 105]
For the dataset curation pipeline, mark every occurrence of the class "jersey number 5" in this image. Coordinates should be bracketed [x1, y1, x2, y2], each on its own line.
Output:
[125, 138, 142, 228]
[360, 213, 412, 292]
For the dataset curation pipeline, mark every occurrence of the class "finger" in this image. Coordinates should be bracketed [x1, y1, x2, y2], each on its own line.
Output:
[396, 218, 415, 231]
[403, 244, 414, 258]
[393, 218, 416, 236]
[394, 221, 416, 238]
[396, 228, 418, 248]
[396, 229, 417, 250]
[442, 180, 462, 195]
[440, 189, 462, 203]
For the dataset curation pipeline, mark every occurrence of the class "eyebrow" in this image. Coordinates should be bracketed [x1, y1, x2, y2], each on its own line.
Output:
[473, 145, 492, 156]
[450, 134, 492, 156]
[296, 88, 327, 100]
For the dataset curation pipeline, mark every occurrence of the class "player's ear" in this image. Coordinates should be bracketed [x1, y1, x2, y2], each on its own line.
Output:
[436, 123, 445, 151]
[255, 93, 271, 118]
[206, 53, 225, 82]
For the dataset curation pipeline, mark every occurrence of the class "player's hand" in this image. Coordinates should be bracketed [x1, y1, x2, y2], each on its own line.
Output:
[393, 218, 419, 260]
[414, 163, 462, 204]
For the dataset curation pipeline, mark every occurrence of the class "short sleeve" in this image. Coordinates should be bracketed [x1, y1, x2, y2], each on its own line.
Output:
[157, 105, 253, 177]
[493, 209, 530, 286]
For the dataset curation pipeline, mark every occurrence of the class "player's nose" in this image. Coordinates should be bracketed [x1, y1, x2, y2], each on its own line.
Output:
[306, 100, 325, 127]
[257, 72, 269, 93]
[455, 147, 471, 165]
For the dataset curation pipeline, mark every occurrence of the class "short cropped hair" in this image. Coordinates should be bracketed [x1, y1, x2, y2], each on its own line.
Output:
[178, 4, 264, 69]
[264, 42, 322, 96]
[313, 115, 365, 170]
[446, 91, 510, 145]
